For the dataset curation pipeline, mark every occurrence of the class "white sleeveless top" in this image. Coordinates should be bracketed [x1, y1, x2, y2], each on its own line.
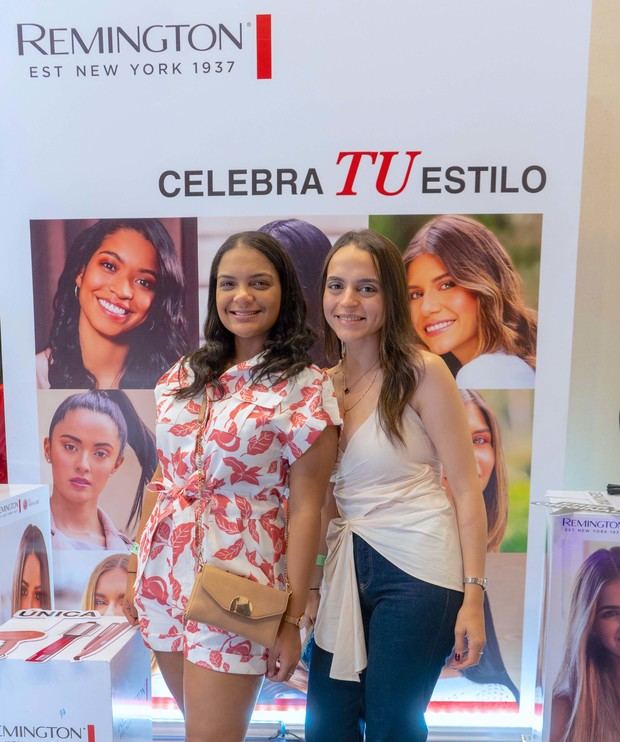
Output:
[314, 405, 463, 681]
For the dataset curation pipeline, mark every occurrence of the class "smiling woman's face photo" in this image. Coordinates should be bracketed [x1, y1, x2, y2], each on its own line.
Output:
[75, 227, 159, 340]
[406, 253, 479, 362]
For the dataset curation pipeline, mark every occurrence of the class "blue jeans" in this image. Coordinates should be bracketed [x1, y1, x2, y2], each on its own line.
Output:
[305, 534, 462, 741]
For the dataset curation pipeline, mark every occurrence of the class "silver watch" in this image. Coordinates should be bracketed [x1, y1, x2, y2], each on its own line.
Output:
[463, 576, 488, 591]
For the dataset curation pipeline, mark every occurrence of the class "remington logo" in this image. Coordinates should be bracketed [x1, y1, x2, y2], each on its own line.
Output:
[17, 23, 243, 56]
[562, 517, 620, 529]
[0, 727, 89, 740]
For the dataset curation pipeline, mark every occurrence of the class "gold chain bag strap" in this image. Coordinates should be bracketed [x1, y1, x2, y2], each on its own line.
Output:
[184, 389, 292, 648]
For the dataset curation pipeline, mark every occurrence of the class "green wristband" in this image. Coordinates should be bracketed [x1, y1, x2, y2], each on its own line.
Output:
[130, 541, 140, 555]
[315, 553, 327, 567]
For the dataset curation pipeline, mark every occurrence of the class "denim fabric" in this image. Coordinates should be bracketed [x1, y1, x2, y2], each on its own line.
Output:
[306, 534, 462, 742]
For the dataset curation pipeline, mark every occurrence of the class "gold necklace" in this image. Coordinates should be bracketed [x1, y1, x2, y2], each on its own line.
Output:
[342, 359, 380, 395]
[343, 368, 380, 412]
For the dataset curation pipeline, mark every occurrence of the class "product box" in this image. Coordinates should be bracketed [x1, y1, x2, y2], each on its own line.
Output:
[539, 490, 620, 742]
[0, 484, 53, 624]
[0, 610, 151, 742]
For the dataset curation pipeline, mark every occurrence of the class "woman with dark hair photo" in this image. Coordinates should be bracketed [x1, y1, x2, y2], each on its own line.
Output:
[258, 218, 333, 367]
[11, 524, 52, 612]
[404, 214, 537, 389]
[551, 547, 620, 742]
[44, 390, 156, 549]
[35, 218, 190, 389]
[306, 229, 487, 741]
[124, 231, 339, 742]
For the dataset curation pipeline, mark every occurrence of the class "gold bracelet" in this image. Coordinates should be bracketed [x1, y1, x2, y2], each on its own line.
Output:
[282, 614, 304, 628]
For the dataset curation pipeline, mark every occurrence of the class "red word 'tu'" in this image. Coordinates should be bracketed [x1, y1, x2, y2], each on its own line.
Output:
[336, 150, 423, 196]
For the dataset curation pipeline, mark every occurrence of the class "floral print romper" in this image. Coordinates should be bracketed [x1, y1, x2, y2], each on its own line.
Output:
[135, 355, 339, 674]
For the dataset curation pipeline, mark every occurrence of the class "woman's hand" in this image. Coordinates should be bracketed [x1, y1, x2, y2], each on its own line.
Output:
[304, 589, 320, 630]
[448, 594, 485, 670]
[266, 623, 301, 683]
[122, 572, 139, 625]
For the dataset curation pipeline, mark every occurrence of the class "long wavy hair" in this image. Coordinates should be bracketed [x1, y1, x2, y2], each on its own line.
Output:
[82, 553, 128, 613]
[403, 215, 537, 369]
[48, 390, 156, 532]
[460, 390, 508, 552]
[11, 524, 52, 613]
[177, 231, 315, 399]
[47, 219, 190, 388]
[322, 229, 422, 443]
[553, 547, 620, 742]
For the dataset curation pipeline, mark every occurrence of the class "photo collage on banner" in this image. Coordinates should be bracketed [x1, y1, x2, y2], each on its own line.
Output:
[26, 212, 538, 710]
[30, 218, 199, 611]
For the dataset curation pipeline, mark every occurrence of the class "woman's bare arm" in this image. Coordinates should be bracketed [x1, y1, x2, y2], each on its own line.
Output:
[265, 426, 338, 681]
[412, 351, 487, 668]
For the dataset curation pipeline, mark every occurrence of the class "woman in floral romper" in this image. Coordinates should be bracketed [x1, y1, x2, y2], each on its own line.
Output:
[123, 231, 339, 742]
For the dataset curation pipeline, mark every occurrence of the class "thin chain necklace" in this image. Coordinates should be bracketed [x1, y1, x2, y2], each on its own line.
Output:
[342, 359, 380, 395]
[343, 367, 380, 412]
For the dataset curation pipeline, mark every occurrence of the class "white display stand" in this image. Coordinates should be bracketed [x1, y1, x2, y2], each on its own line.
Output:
[539, 490, 620, 742]
[0, 483, 52, 624]
[0, 610, 151, 742]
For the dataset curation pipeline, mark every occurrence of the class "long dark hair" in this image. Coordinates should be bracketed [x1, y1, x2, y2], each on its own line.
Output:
[258, 219, 332, 367]
[48, 390, 157, 531]
[322, 229, 422, 443]
[47, 219, 190, 388]
[178, 231, 315, 399]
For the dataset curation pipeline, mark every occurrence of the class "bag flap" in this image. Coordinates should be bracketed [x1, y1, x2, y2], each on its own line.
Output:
[199, 565, 290, 620]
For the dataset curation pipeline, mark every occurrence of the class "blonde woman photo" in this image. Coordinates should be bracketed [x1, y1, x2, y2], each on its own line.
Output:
[11, 524, 52, 613]
[82, 553, 129, 617]
[551, 547, 620, 742]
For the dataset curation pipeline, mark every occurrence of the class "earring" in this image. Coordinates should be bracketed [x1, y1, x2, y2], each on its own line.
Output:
[74, 285, 79, 299]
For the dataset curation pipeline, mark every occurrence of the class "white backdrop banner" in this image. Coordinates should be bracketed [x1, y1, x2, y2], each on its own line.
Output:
[0, 0, 593, 731]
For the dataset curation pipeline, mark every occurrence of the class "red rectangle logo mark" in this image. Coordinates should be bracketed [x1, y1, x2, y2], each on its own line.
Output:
[256, 14, 272, 79]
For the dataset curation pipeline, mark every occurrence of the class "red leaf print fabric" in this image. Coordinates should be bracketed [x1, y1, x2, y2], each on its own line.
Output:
[208, 428, 240, 452]
[141, 576, 169, 605]
[136, 358, 340, 675]
[247, 430, 275, 455]
[235, 495, 253, 519]
[171, 522, 195, 564]
[214, 512, 244, 534]
[169, 420, 202, 437]
[209, 650, 223, 669]
[248, 519, 260, 544]
[223, 457, 261, 485]
[213, 538, 244, 561]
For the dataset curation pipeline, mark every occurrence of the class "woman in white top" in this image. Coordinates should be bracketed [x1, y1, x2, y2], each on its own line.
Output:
[305, 229, 487, 741]
[404, 215, 537, 389]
